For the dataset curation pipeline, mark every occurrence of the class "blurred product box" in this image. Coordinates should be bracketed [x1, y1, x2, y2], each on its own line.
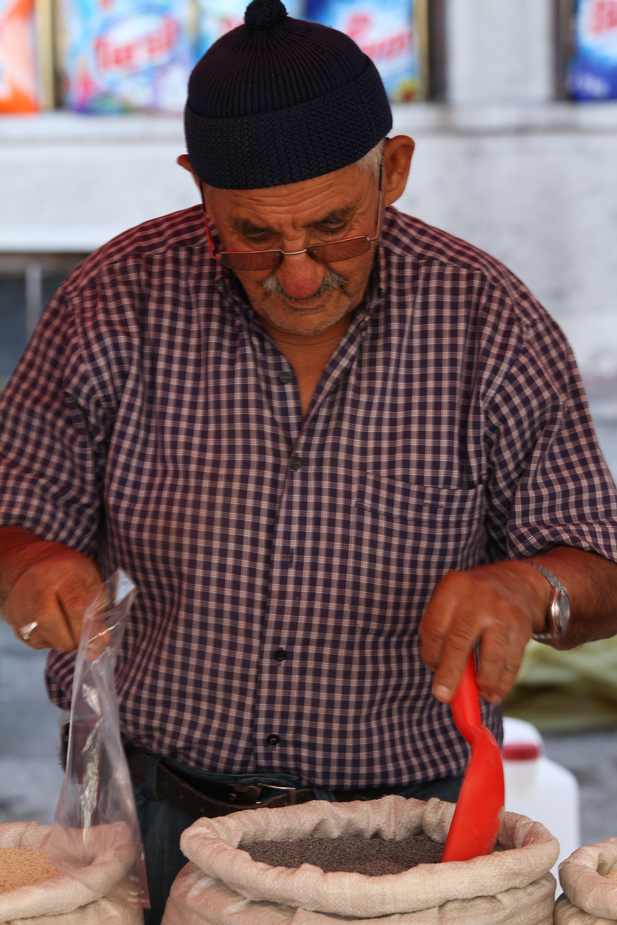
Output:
[2, 0, 426, 116]
[568, 0, 617, 100]
[194, 0, 304, 59]
[0, 0, 44, 112]
[56, 0, 195, 112]
[305, 0, 427, 101]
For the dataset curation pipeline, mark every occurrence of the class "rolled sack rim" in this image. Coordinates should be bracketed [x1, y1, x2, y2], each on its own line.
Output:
[559, 837, 617, 920]
[179, 794, 559, 918]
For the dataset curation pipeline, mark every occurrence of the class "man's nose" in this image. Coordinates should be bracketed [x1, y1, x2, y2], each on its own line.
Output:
[275, 250, 325, 300]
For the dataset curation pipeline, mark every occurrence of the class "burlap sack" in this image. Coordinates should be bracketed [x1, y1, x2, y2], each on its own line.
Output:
[555, 838, 617, 924]
[0, 821, 143, 924]
[554, 896, 615, 925]
[162, 795, 558, 924]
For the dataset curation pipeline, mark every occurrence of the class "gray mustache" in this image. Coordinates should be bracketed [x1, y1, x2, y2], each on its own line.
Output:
[262, 266, 348, 302]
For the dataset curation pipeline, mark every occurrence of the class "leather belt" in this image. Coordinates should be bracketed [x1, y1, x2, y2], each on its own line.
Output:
[127, 749, 403, 818]
[128, 750, 319, 818]
[60, 725, 402, 821]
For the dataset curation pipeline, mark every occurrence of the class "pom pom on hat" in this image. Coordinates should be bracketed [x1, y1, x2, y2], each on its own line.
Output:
[245, 0, 288, 31]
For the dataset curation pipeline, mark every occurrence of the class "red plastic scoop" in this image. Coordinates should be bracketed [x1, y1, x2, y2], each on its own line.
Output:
[442, 654, 505, 862]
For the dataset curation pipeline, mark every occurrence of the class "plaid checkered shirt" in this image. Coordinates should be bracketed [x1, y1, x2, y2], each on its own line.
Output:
[1, 205, 616, 787]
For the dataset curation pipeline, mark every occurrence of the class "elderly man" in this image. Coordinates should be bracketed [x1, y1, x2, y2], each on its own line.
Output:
[1, 0, 617, 920]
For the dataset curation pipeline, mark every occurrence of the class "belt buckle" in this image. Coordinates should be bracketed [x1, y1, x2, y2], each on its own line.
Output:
[233, 781, 310, 806]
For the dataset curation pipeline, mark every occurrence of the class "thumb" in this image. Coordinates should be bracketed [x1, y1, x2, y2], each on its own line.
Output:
[56, 569, 107, 649]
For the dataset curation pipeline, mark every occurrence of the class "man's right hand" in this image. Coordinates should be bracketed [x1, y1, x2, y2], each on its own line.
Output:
[0, 527, 102, 651]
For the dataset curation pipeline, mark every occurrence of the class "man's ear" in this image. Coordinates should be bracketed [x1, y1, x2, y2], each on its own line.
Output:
[176, 154, 202, 192]
[382, 136, 415, 207]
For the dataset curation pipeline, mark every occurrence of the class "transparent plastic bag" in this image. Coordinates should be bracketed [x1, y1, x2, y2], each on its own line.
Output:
[44, 569, 149, 916]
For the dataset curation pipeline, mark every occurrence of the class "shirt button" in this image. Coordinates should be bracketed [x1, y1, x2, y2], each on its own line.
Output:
[289, 454, 303, 471]
[273, 648, 288, 662]
[265, 734, 280, 746]
[279, 369, 294, 384]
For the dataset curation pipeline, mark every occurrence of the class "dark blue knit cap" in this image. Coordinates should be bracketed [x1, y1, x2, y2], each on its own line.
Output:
[184, 0, 392, 189]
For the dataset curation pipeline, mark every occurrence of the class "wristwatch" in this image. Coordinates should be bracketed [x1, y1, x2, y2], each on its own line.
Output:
[531, 563, 571, 644]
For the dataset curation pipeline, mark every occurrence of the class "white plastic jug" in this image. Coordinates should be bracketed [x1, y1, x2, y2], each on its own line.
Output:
[503, 716, 580, 880]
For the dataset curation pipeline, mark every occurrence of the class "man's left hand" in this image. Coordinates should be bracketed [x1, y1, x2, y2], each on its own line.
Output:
[419, 561, 549, 705]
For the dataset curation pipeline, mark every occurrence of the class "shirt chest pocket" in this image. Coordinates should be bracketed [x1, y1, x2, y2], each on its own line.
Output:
[353, 475, 486, 579]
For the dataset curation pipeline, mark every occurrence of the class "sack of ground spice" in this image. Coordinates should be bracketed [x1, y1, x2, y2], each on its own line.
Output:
[162, 794, 559, 924]
[555, 838, 617, 924]
[0, 820, 142, 924]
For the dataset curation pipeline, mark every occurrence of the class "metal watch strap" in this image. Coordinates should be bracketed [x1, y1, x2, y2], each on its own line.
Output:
[531, 563, 570, 643]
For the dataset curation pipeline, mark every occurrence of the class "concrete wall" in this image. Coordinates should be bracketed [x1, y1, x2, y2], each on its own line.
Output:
[395, 105, 617, 403]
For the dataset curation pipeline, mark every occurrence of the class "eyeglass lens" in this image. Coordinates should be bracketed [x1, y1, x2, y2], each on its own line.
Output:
[219, 236, 373, 272]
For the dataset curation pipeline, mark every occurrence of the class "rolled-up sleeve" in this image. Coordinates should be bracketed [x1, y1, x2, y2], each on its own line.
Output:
[0, 287, 108, 556]
[485, 298, 617, 565]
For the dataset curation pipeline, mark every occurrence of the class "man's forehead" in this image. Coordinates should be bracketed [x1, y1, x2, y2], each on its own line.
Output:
[207, 164, 369, 215]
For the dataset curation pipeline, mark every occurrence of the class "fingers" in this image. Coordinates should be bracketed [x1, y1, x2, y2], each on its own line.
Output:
[420, 565, 536, 705]
[8, 584, 75, 651]
[5, 551, 103, 652]
[420, 572, 475, 704]
[477, 629, 526, 703]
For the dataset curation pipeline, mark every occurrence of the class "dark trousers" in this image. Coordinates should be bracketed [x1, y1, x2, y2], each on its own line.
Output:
[134, 769, 462, 925]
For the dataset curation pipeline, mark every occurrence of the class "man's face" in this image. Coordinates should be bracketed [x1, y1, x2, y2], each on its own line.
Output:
[204, 161, 380, 340]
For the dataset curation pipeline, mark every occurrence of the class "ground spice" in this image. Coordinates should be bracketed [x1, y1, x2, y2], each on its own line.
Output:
[0, 847, 59, 893]
[246, 833, 444, 876]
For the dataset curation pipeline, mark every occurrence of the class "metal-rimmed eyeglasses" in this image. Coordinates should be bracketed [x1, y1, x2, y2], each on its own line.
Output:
[201, 163, 384, 273]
